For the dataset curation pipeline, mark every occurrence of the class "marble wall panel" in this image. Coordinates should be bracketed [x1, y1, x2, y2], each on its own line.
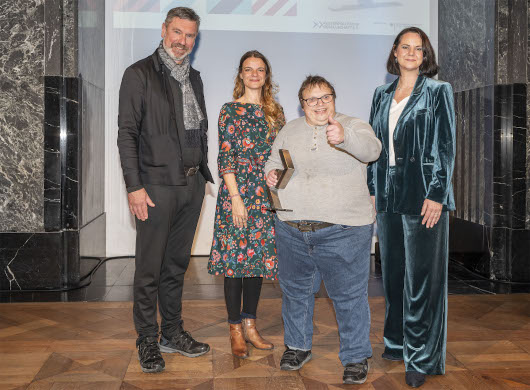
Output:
[452, 87, 492, 225]
[490, 226, 510, 279]
[526, 0, 530, 230]
[525, 0, 530, 83]
[0, 0, 45, 232]
[438, 0, 495, 92]
[62, 0, 78, 77]
[43, 76, 80, 232]
[462, 90, 469, 219]
[470, 89, 477, 222]
[43, 77, 62, 231]
[0, 0, 99, 290]
[0, 231, 80, 291]
[483, 85, 495, 227]
[442, 0, 529, 282]
[525, 86, 530, 230]
[63, 77, 80, 230]
[490, 84, 528, 280]
[44, 0, 62, 75]
[496, 0, 528, 84]
[511, 229, 530, 281]
[449, 217, 492, 274]
[492, 85, 513, 230]
[511, 84, 527, 230]
[453, 92, 462, 218]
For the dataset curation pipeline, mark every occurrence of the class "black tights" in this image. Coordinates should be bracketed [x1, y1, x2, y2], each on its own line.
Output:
[224, 277, 263, 323]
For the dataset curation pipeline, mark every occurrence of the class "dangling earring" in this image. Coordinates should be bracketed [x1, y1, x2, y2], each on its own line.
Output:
[394, 57, 398, 63]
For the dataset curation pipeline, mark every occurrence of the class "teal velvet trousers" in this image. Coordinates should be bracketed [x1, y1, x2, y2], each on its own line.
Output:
[376, 211, 448, 375]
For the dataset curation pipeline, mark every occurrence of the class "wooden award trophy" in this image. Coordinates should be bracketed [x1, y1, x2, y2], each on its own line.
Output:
[267, 149, 294, 212]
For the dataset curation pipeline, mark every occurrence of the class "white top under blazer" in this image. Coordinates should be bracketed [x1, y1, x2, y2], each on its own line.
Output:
[388, 96, 410, 166]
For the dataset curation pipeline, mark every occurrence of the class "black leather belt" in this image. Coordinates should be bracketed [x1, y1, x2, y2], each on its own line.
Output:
[284, 221, 334, 232]
[185, 166, 200, 176]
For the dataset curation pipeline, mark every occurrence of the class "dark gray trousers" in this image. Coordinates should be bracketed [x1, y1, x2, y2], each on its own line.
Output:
[133, 174, 205, 341]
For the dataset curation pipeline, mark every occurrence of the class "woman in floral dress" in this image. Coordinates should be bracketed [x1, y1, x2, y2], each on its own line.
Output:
[208, 50, 285, 359]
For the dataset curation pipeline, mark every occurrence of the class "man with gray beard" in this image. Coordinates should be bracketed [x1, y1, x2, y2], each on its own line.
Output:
[117, 7, 213, 373]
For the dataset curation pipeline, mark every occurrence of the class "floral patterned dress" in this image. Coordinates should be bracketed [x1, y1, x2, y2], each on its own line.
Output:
[208, 102, 285, 280]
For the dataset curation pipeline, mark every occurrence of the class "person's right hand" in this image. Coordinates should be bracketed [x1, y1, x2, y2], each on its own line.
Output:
[231, 196, 248, 228]
[266, 170, 279, 188]
[128, 188, 155, 221]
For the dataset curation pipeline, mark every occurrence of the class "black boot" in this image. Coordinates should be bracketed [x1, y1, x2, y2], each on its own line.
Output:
[405, 371, 426, 388]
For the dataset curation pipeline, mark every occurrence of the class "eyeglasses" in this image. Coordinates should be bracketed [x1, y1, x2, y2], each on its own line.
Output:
[301, 94, 334, 107]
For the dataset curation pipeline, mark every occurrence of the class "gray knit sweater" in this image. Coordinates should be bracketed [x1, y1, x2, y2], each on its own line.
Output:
[264, 113, 382, 226]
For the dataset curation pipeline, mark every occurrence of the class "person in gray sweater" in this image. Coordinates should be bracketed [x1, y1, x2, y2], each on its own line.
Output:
[265, 75, 381, 385]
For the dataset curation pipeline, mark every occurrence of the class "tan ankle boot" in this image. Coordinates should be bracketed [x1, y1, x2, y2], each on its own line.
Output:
[242, 318, 274, 350]
[229, 323, 249, 359]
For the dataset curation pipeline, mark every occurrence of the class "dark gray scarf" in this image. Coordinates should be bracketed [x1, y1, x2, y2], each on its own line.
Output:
[158, 41, 203, 147]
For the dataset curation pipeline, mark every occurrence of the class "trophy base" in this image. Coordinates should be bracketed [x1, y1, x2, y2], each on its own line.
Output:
[266, 208, 293, 212]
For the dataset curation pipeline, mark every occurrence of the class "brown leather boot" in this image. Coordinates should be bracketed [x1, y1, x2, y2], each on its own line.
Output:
[229, 323, 249, 359]
[242, 318, 274, 350]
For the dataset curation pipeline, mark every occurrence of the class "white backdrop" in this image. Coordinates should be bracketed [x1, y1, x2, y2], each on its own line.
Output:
[105, 0, 438, 256]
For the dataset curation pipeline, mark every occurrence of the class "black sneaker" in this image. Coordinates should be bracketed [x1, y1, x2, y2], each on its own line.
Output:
[280, 347, 312, 370]
[159, 330, 210, 357]
[137, 336, 165, 373]
[343, 359, 369, 384]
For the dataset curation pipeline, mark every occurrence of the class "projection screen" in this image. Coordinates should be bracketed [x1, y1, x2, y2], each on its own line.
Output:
[105, 0, 436, 255]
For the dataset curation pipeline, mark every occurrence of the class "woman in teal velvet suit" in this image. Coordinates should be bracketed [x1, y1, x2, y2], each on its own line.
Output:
[367, 27, 455, 388]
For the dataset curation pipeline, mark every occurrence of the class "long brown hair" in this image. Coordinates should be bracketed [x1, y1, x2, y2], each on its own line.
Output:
[233, 50, 283, 138]
[386, 27, 439, 77]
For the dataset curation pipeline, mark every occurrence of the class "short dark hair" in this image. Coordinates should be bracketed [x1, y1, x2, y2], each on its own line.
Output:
[165, 7, 200, 30]
[298, 75, 336, 103]
[386, 27, 439, 77]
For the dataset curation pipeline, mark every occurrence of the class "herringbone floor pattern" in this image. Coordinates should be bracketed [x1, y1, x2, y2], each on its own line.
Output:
[1, 294, 530, 389]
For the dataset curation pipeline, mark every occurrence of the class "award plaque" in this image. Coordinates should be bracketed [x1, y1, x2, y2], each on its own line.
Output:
[267, 149, 295, 212]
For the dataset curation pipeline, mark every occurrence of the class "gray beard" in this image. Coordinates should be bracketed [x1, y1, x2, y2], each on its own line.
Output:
[163, 42, 188, 62]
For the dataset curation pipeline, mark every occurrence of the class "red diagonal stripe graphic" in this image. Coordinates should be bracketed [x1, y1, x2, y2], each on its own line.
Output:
[284, 3, 296, 16]
[252, 0, 269, 13]
[113, 0, 159, 12]
[209, 0, 245, 14]
[264, 0, 288, 16]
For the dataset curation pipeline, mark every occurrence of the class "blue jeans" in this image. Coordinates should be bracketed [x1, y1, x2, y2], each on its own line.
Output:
[275, 217, 373, 365]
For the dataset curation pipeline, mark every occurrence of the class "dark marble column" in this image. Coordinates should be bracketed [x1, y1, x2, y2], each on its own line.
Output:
[0, 0, 105, 291]
[0, 1, 45, 232]
[439, 0, 530, 282]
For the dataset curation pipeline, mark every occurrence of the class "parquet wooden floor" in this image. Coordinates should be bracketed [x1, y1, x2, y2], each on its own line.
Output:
[0, 294, 529, 389]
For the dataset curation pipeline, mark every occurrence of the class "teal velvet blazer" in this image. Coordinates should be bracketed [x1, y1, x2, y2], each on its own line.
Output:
[367, 75, 456, 215]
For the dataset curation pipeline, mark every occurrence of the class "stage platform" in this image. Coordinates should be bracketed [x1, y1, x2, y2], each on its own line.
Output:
[1, 257, 529, 389]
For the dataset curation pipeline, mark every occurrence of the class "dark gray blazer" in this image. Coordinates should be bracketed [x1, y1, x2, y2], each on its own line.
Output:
[117, 50, 213, 189]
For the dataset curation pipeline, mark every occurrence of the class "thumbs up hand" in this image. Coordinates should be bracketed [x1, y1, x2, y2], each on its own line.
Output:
[326, 115, 344, 145]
